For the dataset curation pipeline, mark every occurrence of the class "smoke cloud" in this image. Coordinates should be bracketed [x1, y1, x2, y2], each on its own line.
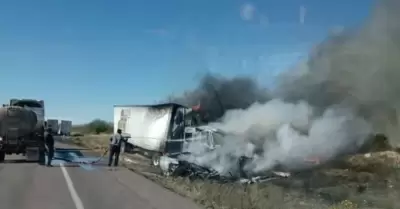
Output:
[277, 0, 400, 144]
[168, 74, 270, 122]
[172, 0, 400, 175]
[180, 100, 371, 175]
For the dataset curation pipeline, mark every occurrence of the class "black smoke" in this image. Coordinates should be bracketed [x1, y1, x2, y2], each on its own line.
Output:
[276, 0, 400, 143]
[168, 0, 400, 144]
[168, 74, 270, 122]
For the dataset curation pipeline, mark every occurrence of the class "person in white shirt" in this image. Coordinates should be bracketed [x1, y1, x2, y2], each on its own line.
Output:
[108, 129, 125, 167]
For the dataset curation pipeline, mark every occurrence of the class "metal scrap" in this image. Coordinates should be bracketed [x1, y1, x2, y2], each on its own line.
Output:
[239, 171, 291, 184]
[169, 159, 235, 183]
[160, 155, 290, 184]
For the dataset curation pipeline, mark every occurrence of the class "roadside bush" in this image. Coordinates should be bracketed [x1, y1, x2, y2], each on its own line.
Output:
[72, 119, 113, 134]
[87, 119, 112, 134]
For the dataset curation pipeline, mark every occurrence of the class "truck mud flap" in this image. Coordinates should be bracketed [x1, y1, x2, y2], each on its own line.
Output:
[25, 147, 41, 162]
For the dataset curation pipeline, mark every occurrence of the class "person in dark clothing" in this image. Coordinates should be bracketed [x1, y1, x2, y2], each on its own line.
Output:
[45, 127, 55, 167]
[108, 129, 125, 167]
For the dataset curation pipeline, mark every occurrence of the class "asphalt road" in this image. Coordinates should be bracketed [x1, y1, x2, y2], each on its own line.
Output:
[0, 142, 201, 209]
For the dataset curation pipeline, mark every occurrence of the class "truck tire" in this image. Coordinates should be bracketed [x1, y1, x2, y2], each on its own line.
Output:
[0, 151, 5, 162]
[38, 149, 46, 165]
[124, 143, 135, 153]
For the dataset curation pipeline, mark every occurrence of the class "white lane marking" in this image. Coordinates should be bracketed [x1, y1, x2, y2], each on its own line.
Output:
[60, 163, 85, 209]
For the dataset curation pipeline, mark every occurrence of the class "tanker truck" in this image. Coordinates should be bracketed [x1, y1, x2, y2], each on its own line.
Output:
[0, 99, 46, 163]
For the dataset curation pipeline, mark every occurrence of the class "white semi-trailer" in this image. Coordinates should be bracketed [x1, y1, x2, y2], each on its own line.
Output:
[60, 120, 72, 136]
[113, 103, 223, 166]
[46, 119, 59, 135]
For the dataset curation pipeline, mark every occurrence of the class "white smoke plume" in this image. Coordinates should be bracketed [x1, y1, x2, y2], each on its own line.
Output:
[174, 0, 399, 176]
[180, 99, 371, 175]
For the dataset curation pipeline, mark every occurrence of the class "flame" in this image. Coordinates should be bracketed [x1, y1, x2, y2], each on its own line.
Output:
[304, 157, 320, 165]
[192, 102, 201, 111]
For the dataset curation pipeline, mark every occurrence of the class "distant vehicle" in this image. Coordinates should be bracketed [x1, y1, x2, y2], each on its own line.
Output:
[0, 99, 46, 163]
[46, 119, 59, 135]
[60, 120, 72, 136]
[113, 103, 222, 167]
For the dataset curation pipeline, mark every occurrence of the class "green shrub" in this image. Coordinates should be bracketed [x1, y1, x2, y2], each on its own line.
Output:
[72, 119, 113, 134]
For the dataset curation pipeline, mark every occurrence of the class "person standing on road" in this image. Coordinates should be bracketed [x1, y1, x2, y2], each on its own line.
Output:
[45, 127, 55, 167]
[108, 129, 125, 167]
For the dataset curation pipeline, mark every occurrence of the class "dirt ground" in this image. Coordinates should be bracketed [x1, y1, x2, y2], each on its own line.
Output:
[71, 135, 400, 209]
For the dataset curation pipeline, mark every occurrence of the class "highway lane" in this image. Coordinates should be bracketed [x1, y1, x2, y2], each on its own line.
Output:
[0, 142, 202, 209]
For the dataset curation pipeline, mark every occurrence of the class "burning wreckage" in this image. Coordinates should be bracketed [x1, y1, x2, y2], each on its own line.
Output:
[158, 122, 392, 185]
[116, 101, 396, 185]
[158, 126, 304, 184]
[160, 155, 291, 184]
[114, 103, 292, 184]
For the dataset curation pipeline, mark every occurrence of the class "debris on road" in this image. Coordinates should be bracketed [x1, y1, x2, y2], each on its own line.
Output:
[161, 156, 228, 181]
[160, 155, 290, 184]
[154, 132, 400, 188]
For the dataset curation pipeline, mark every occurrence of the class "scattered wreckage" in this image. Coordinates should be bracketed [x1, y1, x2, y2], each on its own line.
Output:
[157, 124, 321, 184]
[157, 132, 393, 185]
[159, 155, 291, 184]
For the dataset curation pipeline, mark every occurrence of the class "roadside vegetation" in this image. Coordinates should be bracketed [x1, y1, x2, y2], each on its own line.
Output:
[70, 119, 113, 150]
[71, 119, 113, 135]
[136, 151, 400, 209]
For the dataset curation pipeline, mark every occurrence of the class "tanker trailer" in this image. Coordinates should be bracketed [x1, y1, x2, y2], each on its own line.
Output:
[0, 106, 46, 163]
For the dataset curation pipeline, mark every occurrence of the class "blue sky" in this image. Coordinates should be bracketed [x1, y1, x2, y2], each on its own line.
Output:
[0, 0, 373, 124]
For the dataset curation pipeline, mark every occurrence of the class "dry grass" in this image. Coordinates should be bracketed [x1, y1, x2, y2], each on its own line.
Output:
[140, 175, 329, 209]
[70, 135, 400, 209]
[345, 151, 400, 173]
[138, 167, 400, 209]
[72, 134, 110, 151]
[134, 171, 388, 209]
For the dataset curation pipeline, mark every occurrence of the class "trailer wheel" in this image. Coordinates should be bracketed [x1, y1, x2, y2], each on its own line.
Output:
[0, 151, 5, 162]
[151, 153, 161, 167]
[124, 143, 135, 153]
